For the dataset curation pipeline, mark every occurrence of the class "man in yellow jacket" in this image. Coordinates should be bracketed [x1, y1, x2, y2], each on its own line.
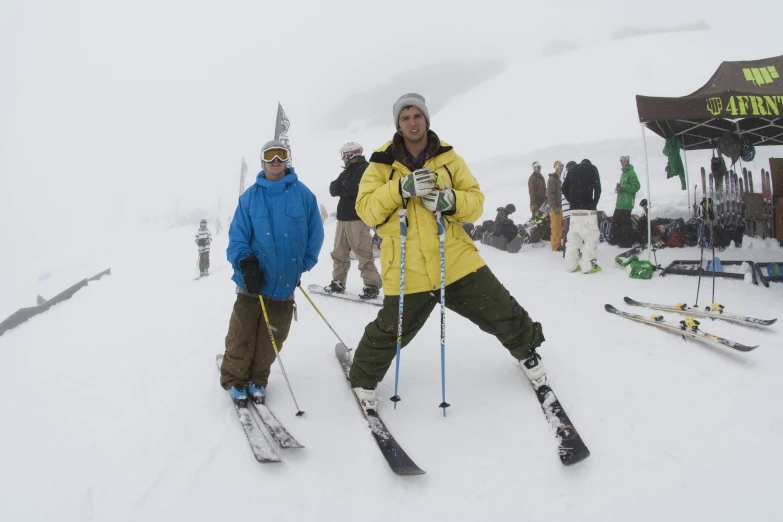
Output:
[349, 93, 546, 413]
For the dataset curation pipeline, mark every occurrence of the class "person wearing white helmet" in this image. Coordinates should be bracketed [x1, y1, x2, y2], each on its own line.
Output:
[324, 142, 383, 300]
[219, 139, 325, 406]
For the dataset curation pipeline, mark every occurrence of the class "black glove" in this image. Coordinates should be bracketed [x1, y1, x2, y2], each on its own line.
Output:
[197, 238, 207, 246]
[615, 183, 623, 194]
[239, 256, 264, 294]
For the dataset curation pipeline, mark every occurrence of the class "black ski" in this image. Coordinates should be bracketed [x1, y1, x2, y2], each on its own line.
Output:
[522, 369, 591, 466]
[216, 355, 304, 449]
[335, 343, 425, 476]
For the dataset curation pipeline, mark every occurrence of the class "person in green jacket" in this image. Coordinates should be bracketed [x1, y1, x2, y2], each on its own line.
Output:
[609, 155, 641, 248]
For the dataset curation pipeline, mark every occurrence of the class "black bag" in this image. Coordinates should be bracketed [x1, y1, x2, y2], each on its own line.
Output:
[482, 219, 495, 234]
[741, 136, 756, 162]
[717, 131, 742, 165]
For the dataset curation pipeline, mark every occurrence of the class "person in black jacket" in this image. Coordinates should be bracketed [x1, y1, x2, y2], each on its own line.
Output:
[493, 203, 518, 242]
[561, 159, 602, 274]
[324, 142, 383, 299]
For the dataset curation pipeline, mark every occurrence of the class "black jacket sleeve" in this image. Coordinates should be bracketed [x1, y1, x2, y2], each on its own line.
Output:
[561, 175, 571, 204]
[329, 175, 343, 197]
[592, 166, 602, 207]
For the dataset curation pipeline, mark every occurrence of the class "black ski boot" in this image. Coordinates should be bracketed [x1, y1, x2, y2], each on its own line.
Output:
[360, 285, 380, 300]
[325, 280, 346, 294]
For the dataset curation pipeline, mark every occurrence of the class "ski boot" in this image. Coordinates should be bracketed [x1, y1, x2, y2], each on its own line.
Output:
[585, 260, 602, 274]
[359, 285, 380, 300]
[247, 383, 265, 404]
[569, 265, 582, 273]
[521, 350, 547, 388]
[353, 387, 378, 415]
[324, 280, 346, 294]
[229, 384, 247, 407]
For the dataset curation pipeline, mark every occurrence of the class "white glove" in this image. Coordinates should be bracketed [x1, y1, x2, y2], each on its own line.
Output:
[400, 169, 436, 199]
[422, 187, 456, 213]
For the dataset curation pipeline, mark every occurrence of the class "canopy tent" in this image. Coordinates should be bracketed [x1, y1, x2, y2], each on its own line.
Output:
[634, 55, 783, 259]
[637, 55, 783, 150]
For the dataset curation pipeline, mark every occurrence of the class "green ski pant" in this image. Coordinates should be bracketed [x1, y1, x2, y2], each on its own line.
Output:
[220, 294, 294, 389]
[349, 266, 545, 389]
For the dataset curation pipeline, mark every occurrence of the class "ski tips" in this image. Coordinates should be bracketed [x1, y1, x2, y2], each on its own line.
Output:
[623, 296, 639, 305]
[604, 304, 617, 312]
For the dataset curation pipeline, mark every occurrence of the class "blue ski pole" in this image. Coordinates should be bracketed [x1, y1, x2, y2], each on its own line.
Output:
[390, 209, 407, 409]
[436, 212, 450, 417]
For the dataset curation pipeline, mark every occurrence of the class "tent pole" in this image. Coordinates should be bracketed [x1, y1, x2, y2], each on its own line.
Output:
[683, 147, 692, 217]
[639, 123, 653, 262]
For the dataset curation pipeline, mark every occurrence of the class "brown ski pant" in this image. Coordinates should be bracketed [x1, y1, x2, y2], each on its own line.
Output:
[220, 294, 294, 389]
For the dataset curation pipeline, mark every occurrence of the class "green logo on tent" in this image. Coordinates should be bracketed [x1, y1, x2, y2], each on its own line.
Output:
[743, 66, 779, 86]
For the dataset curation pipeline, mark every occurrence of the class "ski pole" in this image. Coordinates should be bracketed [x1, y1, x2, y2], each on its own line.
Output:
[297, 284, 348, 348]
[193, 252, 201, 280]
[710, 222, 716, 307]
[436, 212, 450, 417]
[694, 219, 705, 307]
[391, 209, 407, 409]
[258, 295, 305, 417]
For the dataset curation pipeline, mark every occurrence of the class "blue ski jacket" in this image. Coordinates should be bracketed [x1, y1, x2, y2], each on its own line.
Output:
[227, 169, 324, 299]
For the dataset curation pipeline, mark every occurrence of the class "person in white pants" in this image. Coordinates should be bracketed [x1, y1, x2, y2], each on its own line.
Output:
[561, 159, 602, 274]
[565, 211, 600, 273]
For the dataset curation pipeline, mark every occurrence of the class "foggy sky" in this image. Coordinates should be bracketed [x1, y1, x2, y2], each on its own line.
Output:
[2, 0, 782, 278]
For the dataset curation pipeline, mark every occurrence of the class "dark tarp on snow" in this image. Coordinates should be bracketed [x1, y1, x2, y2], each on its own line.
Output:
[636, 55, 783, 150]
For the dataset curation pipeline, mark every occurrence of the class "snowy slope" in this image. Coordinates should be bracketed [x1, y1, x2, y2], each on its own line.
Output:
[1, 221, 782, 522]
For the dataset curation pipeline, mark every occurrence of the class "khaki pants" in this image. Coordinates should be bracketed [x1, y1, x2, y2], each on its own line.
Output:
[349, 266, 545, 389]
[220, 294, 294, 389]
[549, 209, 563, 251]
[332, 220, 382, 288]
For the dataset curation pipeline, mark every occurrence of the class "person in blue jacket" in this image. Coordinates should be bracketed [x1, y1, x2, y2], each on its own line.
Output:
[219, 140, 325, 405]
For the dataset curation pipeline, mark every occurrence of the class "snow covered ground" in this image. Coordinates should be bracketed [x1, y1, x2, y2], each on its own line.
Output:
[1, 218, 782, 522]
[3, 3, 783, 519]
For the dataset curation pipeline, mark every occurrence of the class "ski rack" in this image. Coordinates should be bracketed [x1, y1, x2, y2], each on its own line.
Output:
[754, 261, 783, 288]
[659, 259, 758, 286]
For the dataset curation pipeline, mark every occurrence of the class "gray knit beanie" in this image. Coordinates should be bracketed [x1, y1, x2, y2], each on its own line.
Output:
[393, 93, 430, 130]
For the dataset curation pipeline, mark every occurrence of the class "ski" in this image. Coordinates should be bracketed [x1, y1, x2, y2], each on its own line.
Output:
[522, 368, 591, 466]
[605, 304, 759, 352]
[335, 343, 425, 476]
[623, 297, 776, 327]
[227, 399, 282, 463]
[307, 284, 383, 307]
[216, 355, 304, 449]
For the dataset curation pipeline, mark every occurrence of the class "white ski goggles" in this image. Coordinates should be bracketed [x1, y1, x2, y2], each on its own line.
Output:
[262, 147, 290, 163]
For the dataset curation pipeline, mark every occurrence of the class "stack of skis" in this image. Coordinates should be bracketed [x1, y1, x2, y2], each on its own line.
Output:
[693, 165, 774, 247]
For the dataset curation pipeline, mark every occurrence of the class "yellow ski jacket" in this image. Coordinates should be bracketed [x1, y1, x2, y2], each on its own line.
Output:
[356, 132, 486, 295]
